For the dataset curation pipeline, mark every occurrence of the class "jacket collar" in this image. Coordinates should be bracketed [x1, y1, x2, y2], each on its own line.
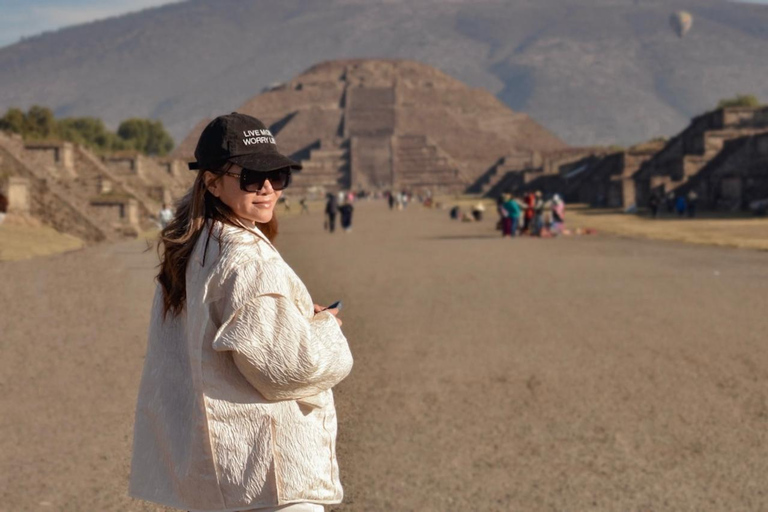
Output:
[213, 218, 277, 253]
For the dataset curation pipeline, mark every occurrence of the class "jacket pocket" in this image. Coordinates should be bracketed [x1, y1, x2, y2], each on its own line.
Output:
[208, 412, 279, 508]
[272, 407, 338, 502]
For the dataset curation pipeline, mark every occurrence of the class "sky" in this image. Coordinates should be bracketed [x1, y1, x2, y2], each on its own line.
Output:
[0, 0, 178, 48]
[1, 0, 768, 48]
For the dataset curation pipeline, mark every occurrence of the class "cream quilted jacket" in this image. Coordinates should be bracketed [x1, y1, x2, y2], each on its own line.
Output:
[129, 220, 353, 512]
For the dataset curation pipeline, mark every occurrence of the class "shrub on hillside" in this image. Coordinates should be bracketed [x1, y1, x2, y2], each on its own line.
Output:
[717, 94, 762, 109]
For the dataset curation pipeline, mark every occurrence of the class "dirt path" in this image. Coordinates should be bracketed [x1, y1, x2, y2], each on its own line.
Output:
[2, 201, 767, 511]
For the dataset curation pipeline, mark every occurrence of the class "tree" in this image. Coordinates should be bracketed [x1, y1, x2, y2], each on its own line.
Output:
[0, 106, 173, 155]
[0, 108, 25, 134]
[23, 105, 58, 140]
[58, 117, 129, 152]
[717, 94, 761, 109]
[117, 118, 174, 156]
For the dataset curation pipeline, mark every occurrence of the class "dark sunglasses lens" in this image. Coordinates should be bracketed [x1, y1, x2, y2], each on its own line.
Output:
[241, 169, 291, 192]
[268, 169, 291, 190]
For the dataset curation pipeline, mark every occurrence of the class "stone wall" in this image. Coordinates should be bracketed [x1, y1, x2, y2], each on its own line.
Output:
[351, 136, 392, 189]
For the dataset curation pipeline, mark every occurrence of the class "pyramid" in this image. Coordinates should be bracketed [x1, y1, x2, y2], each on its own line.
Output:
[174, 59, 567, 196]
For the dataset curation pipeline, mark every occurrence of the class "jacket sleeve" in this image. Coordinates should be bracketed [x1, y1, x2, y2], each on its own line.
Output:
[211, 289, 353, 402]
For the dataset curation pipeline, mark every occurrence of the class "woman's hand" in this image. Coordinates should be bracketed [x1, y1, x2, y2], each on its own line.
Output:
[313, 304, 342, 327]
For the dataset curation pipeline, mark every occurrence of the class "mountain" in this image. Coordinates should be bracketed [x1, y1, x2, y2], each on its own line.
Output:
[1, 0, 767, 147]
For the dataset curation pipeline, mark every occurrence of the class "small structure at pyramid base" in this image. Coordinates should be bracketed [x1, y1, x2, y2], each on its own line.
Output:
[174, 59, 567, 199]
[676, 131, 768, 212]
[633, 106, 768, 208]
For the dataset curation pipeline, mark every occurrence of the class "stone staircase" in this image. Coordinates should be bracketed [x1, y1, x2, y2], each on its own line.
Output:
[393, 135, 465, 192]
[75, 147, 160, 220]
[0, 137, 108, 242]
[345, 87, 395, 137]
[293, 141, 350, 197]
[467, 153, 535, 195]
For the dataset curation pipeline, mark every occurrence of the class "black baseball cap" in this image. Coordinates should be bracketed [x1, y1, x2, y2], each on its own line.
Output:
[187, 112, 302, 173]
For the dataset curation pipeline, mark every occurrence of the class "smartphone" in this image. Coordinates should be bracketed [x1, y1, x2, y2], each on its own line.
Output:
[326, 300, 342, 311]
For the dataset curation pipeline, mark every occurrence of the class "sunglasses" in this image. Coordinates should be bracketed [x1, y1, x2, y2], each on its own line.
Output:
[223, 167, 292, 192]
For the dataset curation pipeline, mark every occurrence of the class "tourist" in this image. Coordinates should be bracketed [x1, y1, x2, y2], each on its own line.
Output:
[130, 112, 352, 512]
[387, 191, 395, 210]
[522, 192, 535, 234]
[533, 191, 545, 236]
[471, 202, 486, 221]
[396, 192, 405, 211]
[648, 191, 661, 219]
[299, 197, 309, 214]
[551, 194, 566, 234]
[687, 190, 698, 218]
[450, 205, 461, 220]
[325, 192, 339, 232]
[339, 199, 354, 232]
[666, 191, 675, 214]
[675, 195, 687, 217]
[496, 195, 508, 233]
[158, 203, 174, 229]
[503, 193, 522, 237]
[0, 191, 8, 225]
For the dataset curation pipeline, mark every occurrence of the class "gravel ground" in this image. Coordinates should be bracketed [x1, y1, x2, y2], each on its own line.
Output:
[1, 201, 766, 512]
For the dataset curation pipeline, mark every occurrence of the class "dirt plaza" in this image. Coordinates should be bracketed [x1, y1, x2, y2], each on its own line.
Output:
[1, 201, 767, 511]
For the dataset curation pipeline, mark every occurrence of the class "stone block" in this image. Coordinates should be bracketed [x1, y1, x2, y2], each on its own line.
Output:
[7, 177, 30, 214]
[125, 198, 140, 228]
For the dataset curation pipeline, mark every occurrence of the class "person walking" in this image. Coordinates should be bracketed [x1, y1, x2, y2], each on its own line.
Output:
[339, 199, 354, 232]
[325, 192, 339, 233]
[299, 197, 309, 214]
[129, 112, 353, 512]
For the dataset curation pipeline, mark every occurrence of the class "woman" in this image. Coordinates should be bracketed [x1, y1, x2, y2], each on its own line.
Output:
[551, 193, 566, 234]
[129, 112, 353, 512]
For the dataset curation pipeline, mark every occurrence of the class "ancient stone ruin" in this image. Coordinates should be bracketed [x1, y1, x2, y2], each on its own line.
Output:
[0, 132, 193, 242]
[633, 107, 768, 207]
[174, 59, 567, 197]
[485, 106, 768, 212]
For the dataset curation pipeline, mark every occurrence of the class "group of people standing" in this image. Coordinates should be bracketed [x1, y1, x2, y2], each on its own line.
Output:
[648, 189, 699, 218]
[497, 191, 566, 238]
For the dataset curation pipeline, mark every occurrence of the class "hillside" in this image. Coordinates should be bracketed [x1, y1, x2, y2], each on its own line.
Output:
[1, 0, 767, 146]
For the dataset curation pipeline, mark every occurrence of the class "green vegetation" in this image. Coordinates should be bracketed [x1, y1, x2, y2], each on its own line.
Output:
[717, 94, 762, 109]
[0, 106, 174, 156]
[117, 118, 174, 156]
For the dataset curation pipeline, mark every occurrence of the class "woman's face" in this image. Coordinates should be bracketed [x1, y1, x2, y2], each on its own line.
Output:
[204, 164, 282, 225]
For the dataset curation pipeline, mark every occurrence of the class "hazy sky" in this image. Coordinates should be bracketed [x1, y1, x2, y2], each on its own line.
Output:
[0, 0, 178, 48]
[1, 0, 767, 49]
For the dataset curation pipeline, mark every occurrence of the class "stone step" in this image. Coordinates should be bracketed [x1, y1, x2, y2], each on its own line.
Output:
[397, 136, 428, 146]
[397, 156, 447, 165]
[397, 148, 439, 158]
[309, 149, 347, 160]
[301, 161, 347, 171]
[399, 163, 452, 172]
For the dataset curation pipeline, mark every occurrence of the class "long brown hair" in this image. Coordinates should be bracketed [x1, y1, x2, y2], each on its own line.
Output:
[157, 164, 278, 318]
